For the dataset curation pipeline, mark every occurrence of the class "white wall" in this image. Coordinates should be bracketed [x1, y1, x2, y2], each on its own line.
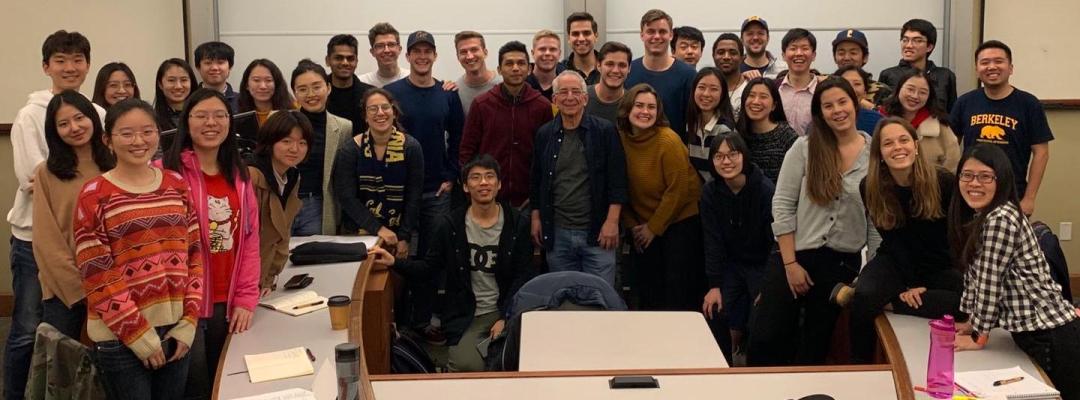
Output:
[217, 0, 565, 88]
[606, 0, 947, 79]
[0, 1, 186, 121]
[983, 0, 1080, 100]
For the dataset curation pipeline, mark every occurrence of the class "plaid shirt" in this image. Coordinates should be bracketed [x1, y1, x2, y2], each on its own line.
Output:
[960, 202, 1077, 333]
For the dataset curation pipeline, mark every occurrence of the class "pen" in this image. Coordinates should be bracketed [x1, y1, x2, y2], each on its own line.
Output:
[993, 376, 1024, 386]
[292, 300, 325, 310]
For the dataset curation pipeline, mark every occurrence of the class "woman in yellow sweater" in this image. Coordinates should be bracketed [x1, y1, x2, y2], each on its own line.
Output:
[617, 83, 704, 311]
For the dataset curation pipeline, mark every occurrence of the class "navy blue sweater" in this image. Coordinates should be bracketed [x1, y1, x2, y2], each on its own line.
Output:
[700, 163, 776, 288]
[624, 58, 696, 138]
[385, 78, 465, 192]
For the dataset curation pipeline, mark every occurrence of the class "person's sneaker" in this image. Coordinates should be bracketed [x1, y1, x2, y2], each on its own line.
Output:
[830, 283, 855, 307]
[732, 347, 747, 367]
[420, 324, 447, 346]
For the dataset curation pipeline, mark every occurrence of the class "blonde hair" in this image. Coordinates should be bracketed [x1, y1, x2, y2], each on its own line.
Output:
[532, 29, 560, 46]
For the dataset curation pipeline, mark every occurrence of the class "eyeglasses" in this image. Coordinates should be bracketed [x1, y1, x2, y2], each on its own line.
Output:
[714, 151, 742, 162]
[467, 172, 498, 183]
[958, 171, 997, 184]
[372, 42, 399, 51]
[900, 37, 928, 45]
[190, 111, 229, 123]
[112, 128, 158, 143]
[554, 88, 585, 97]
[365, 103, 393, 114]
[294, 84, 326, 96]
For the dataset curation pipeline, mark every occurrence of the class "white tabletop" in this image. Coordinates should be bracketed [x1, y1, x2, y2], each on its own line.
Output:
[885, 313, 1049, 399]
[216, 235, 377, 400]
[372, 370, 896, 400]
[518, 311, 729, 372]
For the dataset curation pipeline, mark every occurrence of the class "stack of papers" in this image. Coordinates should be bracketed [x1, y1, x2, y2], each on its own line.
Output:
[243, 347, 315, 383]
[258, 290, 327, 316]
[955, 366, 1060, 399]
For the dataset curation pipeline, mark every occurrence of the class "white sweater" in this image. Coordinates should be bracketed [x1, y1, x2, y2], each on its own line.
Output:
[7, 89, 104, 240]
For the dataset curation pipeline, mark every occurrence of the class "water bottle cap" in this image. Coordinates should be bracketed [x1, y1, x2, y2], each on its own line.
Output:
[335, 343, 360, 362]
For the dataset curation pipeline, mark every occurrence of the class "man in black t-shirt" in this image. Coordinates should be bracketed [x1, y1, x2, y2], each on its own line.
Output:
[325, 34, 375, 134]
[951, 40, 1053, 216]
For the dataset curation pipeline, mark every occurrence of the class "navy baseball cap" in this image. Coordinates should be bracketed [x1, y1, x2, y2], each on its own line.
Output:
[832, 29, 869, 53]
[407, 30, 436, 51]
[741, 16, 769, 34]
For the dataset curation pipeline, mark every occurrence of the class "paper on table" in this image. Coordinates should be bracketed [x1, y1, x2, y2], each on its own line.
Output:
[311, 359, 336, 400]
[954, 366, 1059, 399]
[229, 388, 315, 400]
[243, 347, 315, 383]
[258, 290, 328, 316]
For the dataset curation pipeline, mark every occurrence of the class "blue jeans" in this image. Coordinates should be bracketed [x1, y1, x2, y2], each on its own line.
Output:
[4, 237, 42, 400]
[545, 227, 616, 286]
[291, 193, 323, 236]
[42, 297, 87, 341]
[93, 325, 191, 400]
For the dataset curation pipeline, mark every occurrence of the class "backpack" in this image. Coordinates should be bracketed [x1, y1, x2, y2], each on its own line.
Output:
[1032, 221, 1072, 303]
[389, 325, 436, 374]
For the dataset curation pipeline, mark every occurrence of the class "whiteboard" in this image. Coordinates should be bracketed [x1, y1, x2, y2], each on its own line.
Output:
[217, 0, 564, 89]
[606, 0, 947, 80]
[983, 0, 1080, 100]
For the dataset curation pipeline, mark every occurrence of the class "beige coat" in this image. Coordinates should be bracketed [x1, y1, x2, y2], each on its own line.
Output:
[917, 116, 961, 173]
[320, 112, 353, 234]
[249, 167, 302, 288]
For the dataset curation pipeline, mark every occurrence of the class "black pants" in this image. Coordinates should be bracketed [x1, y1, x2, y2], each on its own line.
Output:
[747, 247, 860, 366]
[631, 216, 706, 311]
[849, 254, 962, 363]
[183, 303, 229, 400]
[1012, 319, 1080, 400]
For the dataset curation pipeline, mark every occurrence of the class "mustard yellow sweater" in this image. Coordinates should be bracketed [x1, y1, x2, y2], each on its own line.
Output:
[620, 126, 700, 235]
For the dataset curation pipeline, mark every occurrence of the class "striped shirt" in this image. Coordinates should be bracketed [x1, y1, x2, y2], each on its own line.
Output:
[960, 202, 1077, 334]
[74, 168, 203, 360]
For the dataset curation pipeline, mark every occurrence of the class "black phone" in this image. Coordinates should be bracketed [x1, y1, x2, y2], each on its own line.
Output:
[283, 273, 312, 290]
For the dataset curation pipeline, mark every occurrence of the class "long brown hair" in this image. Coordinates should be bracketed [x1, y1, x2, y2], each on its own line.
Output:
[616, 83, 669, 135]
[865, 117, 943, 230]
[806, 77, 856, 205]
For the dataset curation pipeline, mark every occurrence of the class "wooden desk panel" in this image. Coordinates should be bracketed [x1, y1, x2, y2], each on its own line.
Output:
[362, 268, 393, 374]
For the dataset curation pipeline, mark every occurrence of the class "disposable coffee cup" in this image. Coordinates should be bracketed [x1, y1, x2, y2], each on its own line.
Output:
[328, 295, 351, 330]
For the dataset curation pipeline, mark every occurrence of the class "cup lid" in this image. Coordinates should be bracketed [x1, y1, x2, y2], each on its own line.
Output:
[328, 295, 351, 306]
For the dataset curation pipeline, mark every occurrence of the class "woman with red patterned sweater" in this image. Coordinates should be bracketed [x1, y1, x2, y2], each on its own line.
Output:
[75, 98, 203, 399]
[160, 88, 261, 399]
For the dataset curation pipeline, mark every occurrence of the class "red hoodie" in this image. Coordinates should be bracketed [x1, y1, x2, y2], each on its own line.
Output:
[460, 84, 553, 205]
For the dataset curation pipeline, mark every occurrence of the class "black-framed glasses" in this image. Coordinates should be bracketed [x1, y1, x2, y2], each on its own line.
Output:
[958, 171, 996, 184]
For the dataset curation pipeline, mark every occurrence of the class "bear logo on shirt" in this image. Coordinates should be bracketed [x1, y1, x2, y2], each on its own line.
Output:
[979, 125, 1006, 141]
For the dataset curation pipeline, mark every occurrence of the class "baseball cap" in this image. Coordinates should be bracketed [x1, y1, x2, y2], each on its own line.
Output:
[741, 16, 769, 34]
[407, 30, 436, 51]
[832, 29, 869, 53]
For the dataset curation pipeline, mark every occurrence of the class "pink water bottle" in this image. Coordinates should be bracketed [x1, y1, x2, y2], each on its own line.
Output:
[927, 315, 956, 398]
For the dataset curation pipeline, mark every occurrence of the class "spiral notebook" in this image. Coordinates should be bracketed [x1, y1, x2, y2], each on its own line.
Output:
[954, 366, 1060, 399]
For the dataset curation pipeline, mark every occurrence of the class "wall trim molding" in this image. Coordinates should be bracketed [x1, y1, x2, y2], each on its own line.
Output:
[1, 294, 12, 317]
[1, 123, 11, 136]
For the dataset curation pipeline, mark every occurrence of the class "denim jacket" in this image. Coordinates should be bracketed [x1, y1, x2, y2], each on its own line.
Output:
[530, 114, 628, 250]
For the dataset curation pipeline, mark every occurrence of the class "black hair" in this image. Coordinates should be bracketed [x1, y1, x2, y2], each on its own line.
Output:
[291, 59, 330, 88]
[92, 62, 141, 109]
[948, 144, 1019, 268]
[707, 132, 751, 180]
[975, 40, 1012, 62]
[781, 28, 817, 52]
[565, 12, 598, 34]
[834, 65, 870, 88]
[163, 88, 249, 184]
[193, 41, 235, 67]
[362, 88, 406, 133]
[327, 34, 359, 56]
[671, 26, 705, 52]
[461, 153, 502, 184]
[598, 41, 632, 63]
[498, 41, 530, 65]
[735, 77, 788, 139]
[44, 90, 114, 180]
[712, 33, 744, 56]
[41, 30, 90, 64]
[153, 58, 199, 131]
[238, 59, 294, 113]
[901, 19, 937, 49]
[881, 70, 950, 126]
[104, 98, 158, 139]
[686, 67, 735, 141]
[256, 110, 314, 160]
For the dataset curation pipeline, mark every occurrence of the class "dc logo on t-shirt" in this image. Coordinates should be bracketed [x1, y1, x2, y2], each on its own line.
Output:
[468, 244, 498, 274]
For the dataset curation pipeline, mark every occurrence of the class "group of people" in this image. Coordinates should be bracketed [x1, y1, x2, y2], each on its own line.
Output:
[5, 7, 1078, 400]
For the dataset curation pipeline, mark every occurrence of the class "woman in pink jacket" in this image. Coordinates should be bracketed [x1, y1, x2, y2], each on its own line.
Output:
[159, 88, 260, 399]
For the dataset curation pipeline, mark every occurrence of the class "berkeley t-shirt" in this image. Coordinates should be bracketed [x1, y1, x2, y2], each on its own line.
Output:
[466, 210, 503, 316]
[951, 88, 1053, 193]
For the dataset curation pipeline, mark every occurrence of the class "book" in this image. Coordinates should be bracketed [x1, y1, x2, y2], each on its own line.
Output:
[243, 347, 315, 383]
[954, 366, 1060, 399]
[257, 290, 327, 316]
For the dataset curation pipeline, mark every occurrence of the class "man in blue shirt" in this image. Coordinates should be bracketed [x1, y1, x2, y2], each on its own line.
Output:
[624, 9, 696, 138]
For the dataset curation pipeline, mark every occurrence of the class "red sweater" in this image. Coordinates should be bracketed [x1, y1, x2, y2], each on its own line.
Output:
[74, 169, 203, 360]
[460, 84, 553, 205]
